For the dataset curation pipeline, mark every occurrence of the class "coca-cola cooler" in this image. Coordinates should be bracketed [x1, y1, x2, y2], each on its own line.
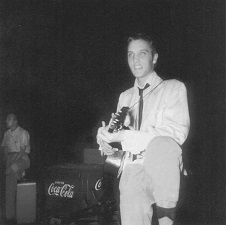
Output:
[44, 163, 104, 216]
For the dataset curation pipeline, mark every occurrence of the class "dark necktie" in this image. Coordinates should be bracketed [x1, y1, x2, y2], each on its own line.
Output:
[138, 83, 150, 130]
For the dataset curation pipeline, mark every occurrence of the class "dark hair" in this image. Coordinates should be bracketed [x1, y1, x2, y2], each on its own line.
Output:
[127, 33, 157, 56]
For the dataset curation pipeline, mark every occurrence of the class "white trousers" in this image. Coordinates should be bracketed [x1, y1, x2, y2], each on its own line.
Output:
[119, 137, 182, 225]
[5, 154, 30, 220]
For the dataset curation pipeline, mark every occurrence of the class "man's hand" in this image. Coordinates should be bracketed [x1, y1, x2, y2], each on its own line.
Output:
[96, 121, 108, 145]
[99, 140, 118, 156]
[97, 121, 125, 155]
[98, 129, 125, 143]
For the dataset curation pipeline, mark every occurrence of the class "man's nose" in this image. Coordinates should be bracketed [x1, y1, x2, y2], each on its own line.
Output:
[133, 55, 140, 63]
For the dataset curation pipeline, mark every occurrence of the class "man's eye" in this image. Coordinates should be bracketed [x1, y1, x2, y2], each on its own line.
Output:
[128, 53, 133, 58]
[140, 52, 147, 56]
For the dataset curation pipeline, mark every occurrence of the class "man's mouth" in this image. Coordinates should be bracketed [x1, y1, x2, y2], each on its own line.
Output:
[134, 65, 142, 69]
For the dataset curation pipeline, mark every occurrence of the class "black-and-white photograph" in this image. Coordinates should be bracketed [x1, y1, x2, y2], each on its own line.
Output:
[0, 0, 225, 225]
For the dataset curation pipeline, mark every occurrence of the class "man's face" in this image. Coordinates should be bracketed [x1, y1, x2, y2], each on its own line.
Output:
[6, 115, 16, 129]
[127, 39, 158, 81]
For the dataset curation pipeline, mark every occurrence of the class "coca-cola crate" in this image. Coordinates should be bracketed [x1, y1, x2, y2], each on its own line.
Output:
[44, 163, 104, 216]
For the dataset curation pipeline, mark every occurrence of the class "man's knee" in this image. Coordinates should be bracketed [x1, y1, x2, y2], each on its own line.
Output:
[145, 136, 181, 162]
[147, 136, 179, 152]
[149, 136, 174, 145]
[11, 163, 19, 173]
[6, 164, 18, 176]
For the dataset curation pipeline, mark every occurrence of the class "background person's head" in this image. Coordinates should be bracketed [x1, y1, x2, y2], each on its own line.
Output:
[6, 113, 18, 130]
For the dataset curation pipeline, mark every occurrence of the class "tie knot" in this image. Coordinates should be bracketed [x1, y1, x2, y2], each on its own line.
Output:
[139, 83, 150, 96]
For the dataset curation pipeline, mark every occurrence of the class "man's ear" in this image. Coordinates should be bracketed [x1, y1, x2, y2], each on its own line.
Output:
[153, 53, 158, 64]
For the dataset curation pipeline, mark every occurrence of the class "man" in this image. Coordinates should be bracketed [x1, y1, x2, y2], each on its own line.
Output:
[1, 113, 30, 223]
[97, 34, 190, 225]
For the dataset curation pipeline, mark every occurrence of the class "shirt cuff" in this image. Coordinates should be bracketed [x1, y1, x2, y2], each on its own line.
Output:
[121, 130, 156, 154]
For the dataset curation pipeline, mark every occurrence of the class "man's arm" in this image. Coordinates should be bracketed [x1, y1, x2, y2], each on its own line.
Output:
[12, 146, 26, 162]
[5, 146, 26, 169]
[1, 134, 7, 162]
[7, 131, 30, 167]
[96, 91, 129, 156]
[97, 121, 118, 156]
[121, 81, 190, 154]
[0, 146, 7, 163]
[99, 81, 190, 155]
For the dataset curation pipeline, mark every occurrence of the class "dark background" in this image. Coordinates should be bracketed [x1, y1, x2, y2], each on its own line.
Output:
[0, 0, 225, 224]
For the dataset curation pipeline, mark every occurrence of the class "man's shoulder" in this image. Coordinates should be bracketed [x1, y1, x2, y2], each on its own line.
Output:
[120, 86, 134, 96]
[4, 129, 11, 137]
[17, 126, 29, 136]
[164, 78, 184, 86]
[163, 79, 185, 90]
[4, 129, 10, 134]
[161, 79, 187, 100]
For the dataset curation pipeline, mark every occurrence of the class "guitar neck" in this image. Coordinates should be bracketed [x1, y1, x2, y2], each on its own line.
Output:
[108, 107, 129, 133]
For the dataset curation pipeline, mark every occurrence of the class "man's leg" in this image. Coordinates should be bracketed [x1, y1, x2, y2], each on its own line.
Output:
[119, 163, 154, 225]
[0, 150, 5, 223]
[144, 137, 181, 225]
[5, 172, 17, 220]
[5, 157, 30, 220]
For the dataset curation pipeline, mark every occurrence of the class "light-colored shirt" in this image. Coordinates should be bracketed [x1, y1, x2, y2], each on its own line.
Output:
[1, 126, 30, 154]
[117, 71, 190, 155]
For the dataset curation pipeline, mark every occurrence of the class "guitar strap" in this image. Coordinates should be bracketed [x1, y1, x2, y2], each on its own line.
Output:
[117, 151, 132, 178]
[117, 152, 125, 178]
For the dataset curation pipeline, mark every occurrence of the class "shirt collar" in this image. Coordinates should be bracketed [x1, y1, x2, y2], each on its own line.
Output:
[9, 126, 20, 134]
[134, 71, 162, 90]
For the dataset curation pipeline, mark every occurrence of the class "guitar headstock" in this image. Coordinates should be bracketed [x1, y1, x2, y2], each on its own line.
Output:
[108, 107, 129, 133]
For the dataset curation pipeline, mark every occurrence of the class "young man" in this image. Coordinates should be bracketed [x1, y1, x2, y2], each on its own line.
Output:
[97, 34, 190, 225]
[1, 114, 30, 223]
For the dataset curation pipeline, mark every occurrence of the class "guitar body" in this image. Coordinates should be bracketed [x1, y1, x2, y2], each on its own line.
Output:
[104, 150, 124, 177]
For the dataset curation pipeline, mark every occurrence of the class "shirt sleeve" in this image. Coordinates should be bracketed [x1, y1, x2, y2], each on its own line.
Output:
[121, 81, 190, 154]
[1, 133, 6, 148]
[20, 131, 30, 153]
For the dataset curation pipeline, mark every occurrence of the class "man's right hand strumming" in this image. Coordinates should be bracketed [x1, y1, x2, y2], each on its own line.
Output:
[97, 121, 119, 156]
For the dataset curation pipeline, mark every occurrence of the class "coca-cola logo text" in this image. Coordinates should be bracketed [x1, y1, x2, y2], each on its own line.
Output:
[48, 181, 74, 198]
[95, 178, 102, 191]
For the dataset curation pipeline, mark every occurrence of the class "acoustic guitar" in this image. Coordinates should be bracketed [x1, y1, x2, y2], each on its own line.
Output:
[103, 107, 129, 177]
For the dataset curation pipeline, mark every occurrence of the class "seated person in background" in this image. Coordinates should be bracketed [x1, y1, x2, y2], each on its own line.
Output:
[97, 33, 190, 225]
[1, 113, 30, 222]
